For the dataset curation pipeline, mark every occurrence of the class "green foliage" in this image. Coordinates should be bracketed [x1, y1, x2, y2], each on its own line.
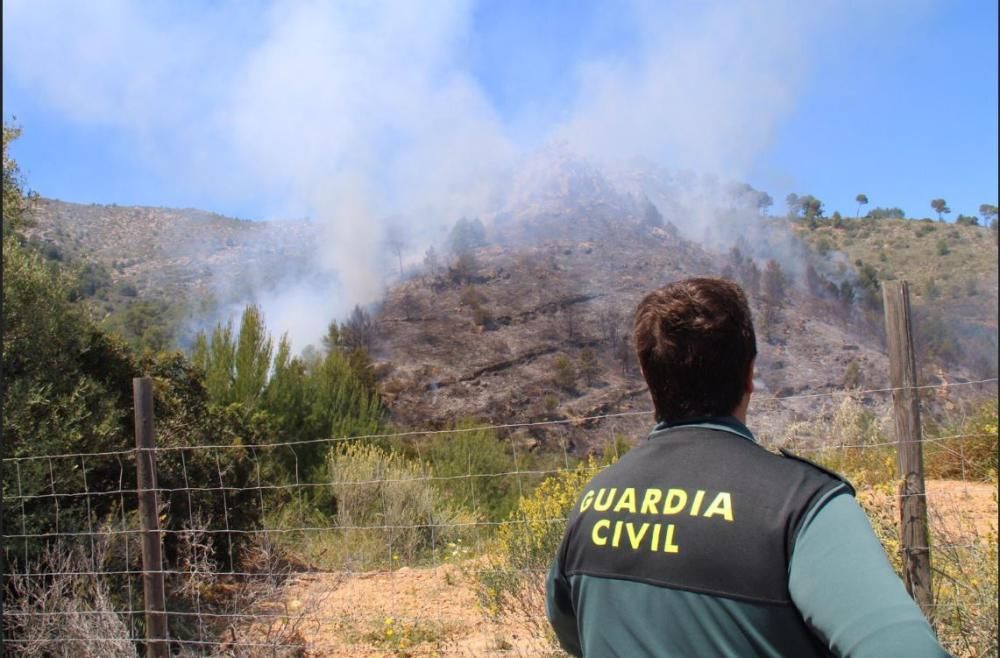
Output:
[326, 442, 474, 566]
[2, 234, 262, 571]
[931, 198, 951, 221]
[553, 354, 577, 391]
[842, 360, 863, 389]
[476, 458, 605, 648]
[978, 204, 997, 225]
[856, 261, 881, 308]
[192, 304, 273, 407]
[341, 304, 376, 352]
[261, 346, 383, 480]
[190, 304, 382, 483]
[3, 122, 31, 235]
[3, 236, 134, 550]
[787, 193, 823, 225]
[74, 261, 113, 299]
[423, 421, 521, 522]
[924, 400, 998, 482]
[855, 193, 868, 217]
[785, 192, 800, 217]
[102, 298, 182, 353]
[233, 305, 273, 405]
[937, 239, 950, 255]
[866, 207, 906, 220]
[579, 347, 600, 386]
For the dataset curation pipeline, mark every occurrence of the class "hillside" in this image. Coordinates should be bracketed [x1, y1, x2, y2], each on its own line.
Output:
[23, 198, 319, 348]
[23, 161, 998, 454]
[793, 217, 998, 375]
[374, 167, 908, 451]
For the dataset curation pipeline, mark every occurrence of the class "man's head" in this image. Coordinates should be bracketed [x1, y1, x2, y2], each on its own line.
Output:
[634, 277, 757, 422]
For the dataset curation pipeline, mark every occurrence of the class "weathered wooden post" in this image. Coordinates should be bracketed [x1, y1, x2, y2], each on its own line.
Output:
[881, 282, 934, 619]
[133, 377, 168, 658]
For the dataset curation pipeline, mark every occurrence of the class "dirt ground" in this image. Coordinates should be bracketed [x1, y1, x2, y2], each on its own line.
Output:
[257, 561, 553, 657]
[924, 479, 997, 540]
[263, 479, 996, 657]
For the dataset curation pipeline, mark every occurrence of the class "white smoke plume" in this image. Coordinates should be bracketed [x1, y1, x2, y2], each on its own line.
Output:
[2, 0, 923, 350]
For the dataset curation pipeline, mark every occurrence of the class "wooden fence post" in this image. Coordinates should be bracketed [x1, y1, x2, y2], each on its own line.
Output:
[133, 377, 168, 658]
[881, 281, 934, 619]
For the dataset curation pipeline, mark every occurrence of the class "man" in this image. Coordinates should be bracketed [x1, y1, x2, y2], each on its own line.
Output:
[545, 278, 948, 657]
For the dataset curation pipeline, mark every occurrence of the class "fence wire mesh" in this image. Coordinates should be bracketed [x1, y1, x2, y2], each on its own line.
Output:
[2, 378, 997, 657]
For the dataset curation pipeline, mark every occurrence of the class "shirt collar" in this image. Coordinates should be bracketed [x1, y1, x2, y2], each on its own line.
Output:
[650, 416, 757, 444]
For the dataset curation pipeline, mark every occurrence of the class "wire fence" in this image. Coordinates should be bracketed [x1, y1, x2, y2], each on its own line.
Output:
[2, 377, 997, 657]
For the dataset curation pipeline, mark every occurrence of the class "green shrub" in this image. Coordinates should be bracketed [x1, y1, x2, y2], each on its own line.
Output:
[424, 421, 521, 522]
[553, 354, 577, 391]
[476, 458, 604, 648]
[842, 360, 863, 389]
[327, 442, 475, 567]
[925, 400, 998, 482]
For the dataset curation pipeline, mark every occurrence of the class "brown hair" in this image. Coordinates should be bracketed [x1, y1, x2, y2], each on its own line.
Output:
[634, 277, 757, 421]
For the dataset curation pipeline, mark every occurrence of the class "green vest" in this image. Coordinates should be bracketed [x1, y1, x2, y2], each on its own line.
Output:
[553, 423, 851, 657]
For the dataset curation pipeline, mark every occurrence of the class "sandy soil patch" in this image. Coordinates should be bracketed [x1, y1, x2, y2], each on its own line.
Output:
[253, 479, 995, 656]
[925, 479, 997, 541]
[268, 562, 554, 657]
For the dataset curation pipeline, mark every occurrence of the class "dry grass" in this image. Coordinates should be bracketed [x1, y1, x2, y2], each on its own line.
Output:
[4, 538, 134, 658]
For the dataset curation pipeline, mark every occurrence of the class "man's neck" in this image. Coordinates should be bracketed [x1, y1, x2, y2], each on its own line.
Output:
[732, 393, 751, 425]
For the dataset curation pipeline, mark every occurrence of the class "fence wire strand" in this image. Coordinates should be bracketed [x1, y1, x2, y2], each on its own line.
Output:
[3, 377, 996, 656]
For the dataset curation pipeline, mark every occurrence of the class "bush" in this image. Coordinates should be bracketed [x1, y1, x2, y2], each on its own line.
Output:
[116, 281, 138, 297]
[476, 458, 604, 647]
[472, 305, 494, 328]
[424, 421, 521, 522]
[460, 284, 486, 308]
[4, 540, 133, 657]
[924, 400, 998, 482]
[842, 360, 863, 389]
[579, 347, 600, 386]
[811, 396, 895, 487]
[327, 443, 475, 567]
[931, 518, 998, 657]
[553, 354, 577, 391]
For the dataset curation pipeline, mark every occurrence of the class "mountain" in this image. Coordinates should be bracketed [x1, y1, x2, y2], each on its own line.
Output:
[23, 198, 320, 348]
[371, 175, 887, 452]
[24, 154, 997, 453]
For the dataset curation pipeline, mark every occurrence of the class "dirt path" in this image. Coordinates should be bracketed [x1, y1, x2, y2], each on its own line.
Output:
[264, 479, 995, 656]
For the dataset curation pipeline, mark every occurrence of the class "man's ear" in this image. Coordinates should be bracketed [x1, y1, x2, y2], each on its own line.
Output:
[745, 358, 756, 394]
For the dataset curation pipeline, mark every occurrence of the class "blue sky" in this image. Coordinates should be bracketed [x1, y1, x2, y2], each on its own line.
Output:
[3, 0, 997, 222]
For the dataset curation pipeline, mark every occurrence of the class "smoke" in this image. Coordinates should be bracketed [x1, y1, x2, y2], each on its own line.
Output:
[3, 0, 922, 350]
